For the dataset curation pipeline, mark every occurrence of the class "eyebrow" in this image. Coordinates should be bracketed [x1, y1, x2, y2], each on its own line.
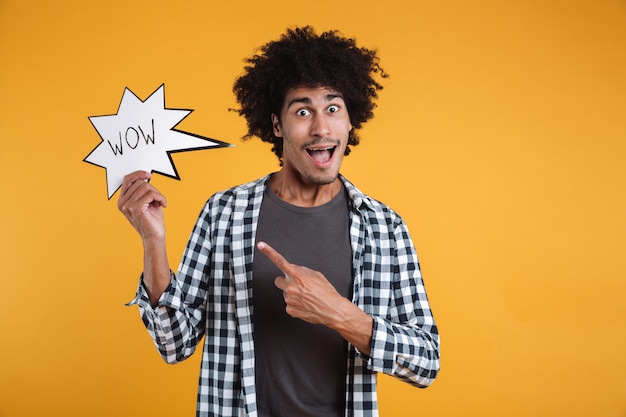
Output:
[286, 93, 345, 109]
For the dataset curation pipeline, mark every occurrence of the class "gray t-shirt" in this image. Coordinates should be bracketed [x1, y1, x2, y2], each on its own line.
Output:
[253, 185, 353, 417]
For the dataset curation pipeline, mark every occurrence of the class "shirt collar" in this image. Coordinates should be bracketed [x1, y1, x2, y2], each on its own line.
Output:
[256, 173, 374, 212]
[339, 174, 375, 212]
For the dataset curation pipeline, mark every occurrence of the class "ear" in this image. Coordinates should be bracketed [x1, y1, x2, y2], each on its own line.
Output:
[271, 114, 283, 137]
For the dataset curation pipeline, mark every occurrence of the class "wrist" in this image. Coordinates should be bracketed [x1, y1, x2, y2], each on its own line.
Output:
[142, 235, 166, 252]
[331, 299, 373, 355]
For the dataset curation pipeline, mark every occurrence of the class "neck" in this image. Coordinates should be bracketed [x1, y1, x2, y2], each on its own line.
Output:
[269, 170, 341, 207]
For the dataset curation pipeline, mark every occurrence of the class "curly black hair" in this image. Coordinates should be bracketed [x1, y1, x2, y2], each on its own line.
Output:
[232, 26, 387, 163]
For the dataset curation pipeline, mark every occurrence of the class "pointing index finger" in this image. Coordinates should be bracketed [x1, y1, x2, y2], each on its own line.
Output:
[256, 241, 296, 278]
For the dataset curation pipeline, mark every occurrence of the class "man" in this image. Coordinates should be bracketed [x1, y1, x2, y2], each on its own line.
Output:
[119, 26, 440, 417]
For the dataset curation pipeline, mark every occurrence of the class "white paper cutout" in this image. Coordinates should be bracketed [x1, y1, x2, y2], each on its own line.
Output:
[84, 84, 232, 199]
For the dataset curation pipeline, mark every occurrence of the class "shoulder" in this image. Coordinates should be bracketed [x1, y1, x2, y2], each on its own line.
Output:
[206, 175, 271, 208]
[191, 175, 269, 234]
[340, 175, 403, 227]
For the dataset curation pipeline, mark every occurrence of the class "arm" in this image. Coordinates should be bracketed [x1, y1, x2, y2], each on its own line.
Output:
[365, 220, 440, 387]
[118, 170, 171, 306]
[256, 221, 440, 388]
[120, 171, 207, 363]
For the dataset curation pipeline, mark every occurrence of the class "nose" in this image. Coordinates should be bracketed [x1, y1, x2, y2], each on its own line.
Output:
[310, 113, 331, 137]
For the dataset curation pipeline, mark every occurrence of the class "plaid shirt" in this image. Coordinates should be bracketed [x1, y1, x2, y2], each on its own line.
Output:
[129, 175, 440, 417]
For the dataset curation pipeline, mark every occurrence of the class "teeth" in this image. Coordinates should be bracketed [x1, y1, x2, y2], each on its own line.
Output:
[306, 146, 336, 162]
[307, 147, 334, 151]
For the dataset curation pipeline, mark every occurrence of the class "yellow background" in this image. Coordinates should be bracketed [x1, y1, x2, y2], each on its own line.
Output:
[1, 1, 625, 416]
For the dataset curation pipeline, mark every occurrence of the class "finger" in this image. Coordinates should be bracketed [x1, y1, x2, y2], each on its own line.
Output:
[274, 276, 288, 291]
[119, 173, 152, 210]
[256, 241, 297, 278]
[136, 187, 167, 210]
[120, 170, 152, 198]
[119, 180, 167, 213]
[118, 178, 146, 211]
[132, 184, 167, 211]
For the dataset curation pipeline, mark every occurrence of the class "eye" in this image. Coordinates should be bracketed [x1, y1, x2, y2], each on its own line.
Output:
[327, 105, 340, 113]
[296, 108, 311, 116]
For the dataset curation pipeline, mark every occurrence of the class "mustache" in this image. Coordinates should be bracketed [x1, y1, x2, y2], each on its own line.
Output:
[300, 138, 341, 149]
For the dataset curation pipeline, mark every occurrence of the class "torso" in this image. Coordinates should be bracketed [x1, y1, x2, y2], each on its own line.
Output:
[253, 184, 353, 416]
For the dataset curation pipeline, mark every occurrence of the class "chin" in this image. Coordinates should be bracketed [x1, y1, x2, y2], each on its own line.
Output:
[305, 172, 339, 185]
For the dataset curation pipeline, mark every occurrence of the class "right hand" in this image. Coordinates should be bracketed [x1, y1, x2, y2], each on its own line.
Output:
[117, 170, 168, 242]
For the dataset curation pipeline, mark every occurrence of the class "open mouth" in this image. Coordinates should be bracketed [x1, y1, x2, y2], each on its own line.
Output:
[306, 146, 337, 164]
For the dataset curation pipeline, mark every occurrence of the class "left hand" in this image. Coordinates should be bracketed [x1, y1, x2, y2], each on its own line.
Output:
[256, 241, 345, 326]
[256, 241, 374, 355]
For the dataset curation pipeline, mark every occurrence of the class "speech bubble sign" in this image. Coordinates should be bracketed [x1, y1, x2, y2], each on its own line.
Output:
[84, 84, 233, 199]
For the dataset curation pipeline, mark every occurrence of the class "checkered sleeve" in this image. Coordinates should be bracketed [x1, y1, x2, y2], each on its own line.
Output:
[365, 216, 440, 388]
[127, 200, 214, 364]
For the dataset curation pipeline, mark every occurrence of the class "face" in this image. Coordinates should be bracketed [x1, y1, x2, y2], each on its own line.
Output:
[272, 85, 353, 186]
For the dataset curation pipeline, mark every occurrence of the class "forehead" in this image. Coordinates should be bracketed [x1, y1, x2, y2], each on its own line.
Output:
[282, 85, 345, 108]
